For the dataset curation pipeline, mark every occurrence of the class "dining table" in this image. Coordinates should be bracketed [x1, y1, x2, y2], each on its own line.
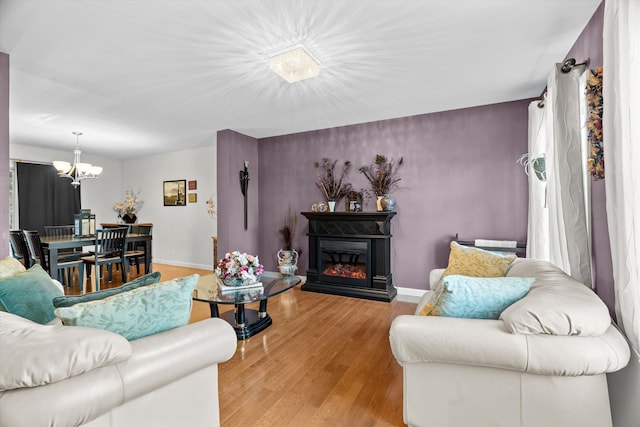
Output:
[40, 232, 153, 287]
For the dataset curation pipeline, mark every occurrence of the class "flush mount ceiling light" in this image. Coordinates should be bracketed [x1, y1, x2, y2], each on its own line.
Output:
[53, 131, 103, 187]
[269, 46, 320, 83]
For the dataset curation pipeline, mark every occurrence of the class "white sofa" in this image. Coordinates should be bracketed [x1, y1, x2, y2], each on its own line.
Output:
[0, 310, 237, 427]
[389, 258, 630, 427]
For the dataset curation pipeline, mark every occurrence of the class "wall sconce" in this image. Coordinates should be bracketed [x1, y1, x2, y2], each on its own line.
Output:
[239, 161, 249, 230]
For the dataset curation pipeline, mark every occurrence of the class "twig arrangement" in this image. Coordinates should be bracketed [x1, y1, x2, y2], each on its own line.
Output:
[314, 158, 353, 203]
[278, 208, 297, 251]
[359, 154, 403, 196]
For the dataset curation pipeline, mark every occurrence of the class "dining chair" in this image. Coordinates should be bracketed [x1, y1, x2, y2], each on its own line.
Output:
[23, 230, 85, 292]
[126, 224, 153, 275]
[9, 230, 32, 268]
[43, 224, 88, 261]
[81, 227, 128, 292]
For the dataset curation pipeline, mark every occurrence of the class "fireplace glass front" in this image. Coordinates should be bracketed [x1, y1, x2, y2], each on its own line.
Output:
[319, 238, 371, 288]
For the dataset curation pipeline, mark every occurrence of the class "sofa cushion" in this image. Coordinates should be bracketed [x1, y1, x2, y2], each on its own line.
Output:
[0, 257, 26, 313]
[502, 259, 611, 336]
[0, 256, 26, 279]
[0, 264, 63, 324]
[55, 274, 199, 340]
[0, 311, 131, 391]
[52, 271, 162, 308]
[441, 242, 516, 282]
[419, 275, 533, 319]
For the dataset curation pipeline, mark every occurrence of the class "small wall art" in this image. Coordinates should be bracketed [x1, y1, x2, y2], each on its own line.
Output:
[188, 193, 197, 203]
[188, 180, 197, 190]
[163, 180, 186, 206]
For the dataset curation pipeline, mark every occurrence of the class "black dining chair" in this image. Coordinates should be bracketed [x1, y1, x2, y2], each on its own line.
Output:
[126, 224, 153, 275]
[23, 230, 85, 292]
[81, 227, 128, 291]
[9, 230, 32, 268]
[44, 224, 89, 261]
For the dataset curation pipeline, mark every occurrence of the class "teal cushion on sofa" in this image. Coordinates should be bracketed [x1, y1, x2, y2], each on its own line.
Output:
[54, 274, 199, 340]
[52, 271, 162, 308]
[0, 264, 63, 324]
[430, 275, 534, 319]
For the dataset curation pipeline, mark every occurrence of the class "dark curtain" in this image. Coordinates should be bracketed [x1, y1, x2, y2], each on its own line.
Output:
[17, 162, 81, 234]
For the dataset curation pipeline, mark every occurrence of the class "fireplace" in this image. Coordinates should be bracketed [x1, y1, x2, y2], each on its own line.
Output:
[319, 238, 371, 287]
[301, 211, 396, 302]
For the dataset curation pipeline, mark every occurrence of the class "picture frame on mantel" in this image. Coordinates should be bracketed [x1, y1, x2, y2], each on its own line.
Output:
[345, 191, 363, 212]
[163, 180, 186, 206]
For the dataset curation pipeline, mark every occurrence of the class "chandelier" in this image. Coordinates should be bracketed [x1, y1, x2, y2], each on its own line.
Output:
[53, 132, 103, 186]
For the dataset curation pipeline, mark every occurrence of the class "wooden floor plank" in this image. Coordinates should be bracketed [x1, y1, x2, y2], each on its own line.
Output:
[64, 263, 416, 426]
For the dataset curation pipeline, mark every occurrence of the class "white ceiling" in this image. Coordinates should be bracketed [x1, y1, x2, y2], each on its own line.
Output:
[0, 0, 601, 159]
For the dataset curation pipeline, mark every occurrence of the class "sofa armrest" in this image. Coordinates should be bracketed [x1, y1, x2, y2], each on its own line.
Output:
[390, 314, 528, 371]
[390, 315, 631, 376]
[117, 317, 237, 402]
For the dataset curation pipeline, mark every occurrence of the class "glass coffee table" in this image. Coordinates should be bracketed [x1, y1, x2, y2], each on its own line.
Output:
[193, 272, 302, 340]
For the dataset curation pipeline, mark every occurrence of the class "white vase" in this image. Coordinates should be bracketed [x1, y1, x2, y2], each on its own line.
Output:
[328, 201, 336, 212]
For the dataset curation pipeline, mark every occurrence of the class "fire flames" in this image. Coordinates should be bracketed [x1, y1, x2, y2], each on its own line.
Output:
[323, 263, 366, 279]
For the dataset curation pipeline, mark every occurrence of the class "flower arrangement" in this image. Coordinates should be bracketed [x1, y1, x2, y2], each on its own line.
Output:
[113, 188, 142, 216]
[359, 154, 404, 196]
[215, 251, 264, 285]
[314, 158, 353, 203]
[278, 208, 297, 251]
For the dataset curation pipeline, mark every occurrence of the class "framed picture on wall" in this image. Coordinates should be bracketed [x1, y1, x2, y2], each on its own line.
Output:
[188, 180, 197, 190]
[163, 180, 187, 206]
[188, 193, 197, 203]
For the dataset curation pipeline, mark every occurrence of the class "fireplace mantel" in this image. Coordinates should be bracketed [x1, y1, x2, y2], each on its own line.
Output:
[302, 211, 396, 302]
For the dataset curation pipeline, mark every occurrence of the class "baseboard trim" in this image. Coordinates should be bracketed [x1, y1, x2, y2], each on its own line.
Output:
[396, 287, 427, 303]
[153, 259, 212, 271]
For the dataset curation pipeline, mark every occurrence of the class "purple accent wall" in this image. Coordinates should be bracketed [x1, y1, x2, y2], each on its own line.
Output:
[564, 2, 613, 313]
[216, 129, 259, 259]
[217, 3, 605, 294]
[257, 100, 530, 290]
[0, 52, 8, 258]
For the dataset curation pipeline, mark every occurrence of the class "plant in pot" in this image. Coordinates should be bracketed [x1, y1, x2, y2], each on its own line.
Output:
[314, 158, 353, 211]
[277, 209, 299, 276]
[359, 154, 403, 211]
[113, 188, 142, 224]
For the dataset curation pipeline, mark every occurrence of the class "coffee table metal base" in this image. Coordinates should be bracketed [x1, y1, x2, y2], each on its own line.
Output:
[208, 300, 272, 340]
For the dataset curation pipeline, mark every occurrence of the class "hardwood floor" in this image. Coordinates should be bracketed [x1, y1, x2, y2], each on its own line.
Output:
[64, 264, 417, 426]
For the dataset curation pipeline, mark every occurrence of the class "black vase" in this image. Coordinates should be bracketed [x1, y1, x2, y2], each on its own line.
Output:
[122, 213, 137, 224]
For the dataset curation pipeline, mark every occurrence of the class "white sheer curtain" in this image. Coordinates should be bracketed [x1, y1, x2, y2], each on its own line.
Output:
[603, 0, 640, 350]
[526, 63, 593, 288]
[526, 101, 549, 260]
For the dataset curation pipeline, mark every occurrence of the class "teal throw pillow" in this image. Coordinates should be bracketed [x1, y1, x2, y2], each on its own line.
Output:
[0, 264, 63, 324]
[52, 271, 162, 308]
[433, 275, 534, 319]
[54, 274, 199, 340]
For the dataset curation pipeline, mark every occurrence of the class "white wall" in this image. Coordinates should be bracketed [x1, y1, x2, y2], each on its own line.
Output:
[122, 144, 217, 270]
[11, 142, 217, 270]
[9, 144, 123, 224]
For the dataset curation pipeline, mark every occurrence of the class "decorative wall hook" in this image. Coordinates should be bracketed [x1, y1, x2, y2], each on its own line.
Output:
[239, 161, 249, 230]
